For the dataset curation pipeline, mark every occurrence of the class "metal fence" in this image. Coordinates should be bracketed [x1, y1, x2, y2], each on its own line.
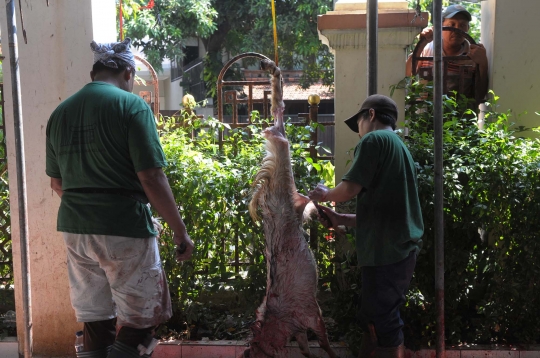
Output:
[170, 58, 182, 82]
[222, 113, 335, 157]
[180, 58, 206, 102]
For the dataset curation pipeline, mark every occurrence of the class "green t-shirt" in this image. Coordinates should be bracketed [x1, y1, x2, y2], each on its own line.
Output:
[45, 81, 167, 238]
[342, 130, 424, 267]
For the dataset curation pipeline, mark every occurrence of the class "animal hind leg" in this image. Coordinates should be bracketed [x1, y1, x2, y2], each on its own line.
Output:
[255, 295, 268, 323]
[307, 310, 338, 358]
[294, 331, 313, 358]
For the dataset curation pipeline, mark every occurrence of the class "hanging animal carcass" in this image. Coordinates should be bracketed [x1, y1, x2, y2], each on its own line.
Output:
[242, 59, 337, 358]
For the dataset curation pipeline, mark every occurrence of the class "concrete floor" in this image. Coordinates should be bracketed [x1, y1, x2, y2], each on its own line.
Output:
[0, 338, 18, 358]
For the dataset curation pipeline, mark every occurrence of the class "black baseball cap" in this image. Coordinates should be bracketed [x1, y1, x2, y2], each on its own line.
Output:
[344, 94, 398, 133]
[442, 4, 472, 21]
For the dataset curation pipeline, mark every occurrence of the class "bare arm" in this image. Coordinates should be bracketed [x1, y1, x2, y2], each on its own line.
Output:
[137, 167, 194, 261]
[317, 205, 356, 228]
[50, 177, 63, 198]
[406, 28, 433, 76]
[308, 180, 363, 203]
[405, 55, 415, 77]
[469, 43, 489, 103]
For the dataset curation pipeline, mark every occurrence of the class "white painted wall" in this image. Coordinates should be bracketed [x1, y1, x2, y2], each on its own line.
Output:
[166, 79, 184, 110]
[0, 1, 116, 355]
[481, 0, 540, 136]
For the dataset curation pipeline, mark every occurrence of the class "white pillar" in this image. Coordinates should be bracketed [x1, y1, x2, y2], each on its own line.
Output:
[319, 1, 427, 182]
[0, 1, 116, 355]
[481, 0, 540, 137]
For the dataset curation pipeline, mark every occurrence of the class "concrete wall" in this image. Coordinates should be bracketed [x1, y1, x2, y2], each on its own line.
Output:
[481, 0, 540, 136]
[0, 0, 116, 355]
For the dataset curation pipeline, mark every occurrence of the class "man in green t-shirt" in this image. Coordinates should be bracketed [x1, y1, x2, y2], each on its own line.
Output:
[46, 38, 193, 358]
[309, 95, 423, 358]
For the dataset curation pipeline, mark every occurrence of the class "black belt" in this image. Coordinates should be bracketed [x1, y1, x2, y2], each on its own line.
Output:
[64, 188, 149, 204]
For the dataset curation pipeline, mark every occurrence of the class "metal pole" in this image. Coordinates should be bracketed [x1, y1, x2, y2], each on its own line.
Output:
[308, 97, 319, 252]
[6, 1, 32, 357]
[432, 0, 445, 357]
[366, 0, 377, 95]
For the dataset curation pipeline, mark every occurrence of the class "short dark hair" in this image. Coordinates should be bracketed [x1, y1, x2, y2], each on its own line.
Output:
[359, 109, 397, 130]
[92, 58, 134, 75]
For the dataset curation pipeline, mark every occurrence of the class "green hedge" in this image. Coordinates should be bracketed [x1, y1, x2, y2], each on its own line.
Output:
[401, 85, 540, 347]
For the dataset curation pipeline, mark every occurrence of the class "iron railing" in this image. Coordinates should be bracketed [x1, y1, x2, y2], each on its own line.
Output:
[180, 58, 206, 102]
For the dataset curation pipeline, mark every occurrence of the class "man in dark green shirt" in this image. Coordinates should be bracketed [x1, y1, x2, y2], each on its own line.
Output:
[309, 95, 423, 358]
[46, 38, 193, 358]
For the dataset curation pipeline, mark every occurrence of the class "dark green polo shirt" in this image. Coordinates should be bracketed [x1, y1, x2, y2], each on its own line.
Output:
[46, 82, 167, 238]
[342, 130, 424, 266]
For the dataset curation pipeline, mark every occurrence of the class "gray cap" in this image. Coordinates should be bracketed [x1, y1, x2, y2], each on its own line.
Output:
[344, 95, 398, 133]
[442, 4, 472, 21]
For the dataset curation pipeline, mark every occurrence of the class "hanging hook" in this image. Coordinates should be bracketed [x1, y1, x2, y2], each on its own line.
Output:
[411, 0, 425, 24]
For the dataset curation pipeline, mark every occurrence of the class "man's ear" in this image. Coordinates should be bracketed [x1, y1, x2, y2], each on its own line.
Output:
[124, 68, 133, 81]
[369, 109, 377, 122]
[90, 71, 95, 81]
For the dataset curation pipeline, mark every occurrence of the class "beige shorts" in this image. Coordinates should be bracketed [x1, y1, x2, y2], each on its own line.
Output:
[63, 233, 172, 329]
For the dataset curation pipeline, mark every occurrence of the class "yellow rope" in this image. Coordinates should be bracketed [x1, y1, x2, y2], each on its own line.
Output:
[271, 0, 279, 65]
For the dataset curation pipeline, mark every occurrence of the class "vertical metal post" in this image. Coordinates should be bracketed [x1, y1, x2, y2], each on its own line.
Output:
[433, 0, 445, 357]
[119, 0, 123, 41]
[366, 0, 378, 95]
[6, 1, 32, 357]
[308, 97, 320, 252]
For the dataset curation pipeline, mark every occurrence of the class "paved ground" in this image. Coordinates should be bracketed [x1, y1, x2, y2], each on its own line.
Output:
[2, 340, 540, 357]
[0, 338, 17, 358]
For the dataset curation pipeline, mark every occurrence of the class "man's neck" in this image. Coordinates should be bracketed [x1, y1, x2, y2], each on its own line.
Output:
[444, 41, 464, 56]
[93, 76, 122, 89]
[372, 124, 394, 132]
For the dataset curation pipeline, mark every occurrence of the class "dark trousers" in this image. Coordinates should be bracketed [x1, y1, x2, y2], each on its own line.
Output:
[360, 250, 416, 347]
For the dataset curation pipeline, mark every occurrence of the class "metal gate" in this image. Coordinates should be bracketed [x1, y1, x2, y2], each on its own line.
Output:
[216, 52, 335, 253]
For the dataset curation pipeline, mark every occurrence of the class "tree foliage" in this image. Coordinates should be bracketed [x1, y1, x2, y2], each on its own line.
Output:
[119, 0, 218, 71]
[120, 0, 334, 97]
